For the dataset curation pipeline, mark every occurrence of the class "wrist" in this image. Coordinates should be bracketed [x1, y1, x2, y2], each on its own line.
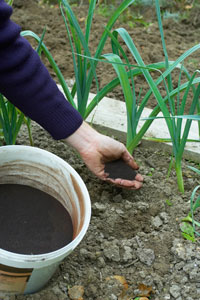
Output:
[64, 121, 99, 155]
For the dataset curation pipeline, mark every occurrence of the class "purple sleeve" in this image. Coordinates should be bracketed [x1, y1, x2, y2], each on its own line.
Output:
[0, 0, 83, 140]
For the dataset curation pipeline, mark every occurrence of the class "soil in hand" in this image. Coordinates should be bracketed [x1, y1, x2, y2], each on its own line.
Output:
[105, 158, 137, 180]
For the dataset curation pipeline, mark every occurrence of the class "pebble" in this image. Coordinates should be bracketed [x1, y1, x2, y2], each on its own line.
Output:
[152, 215, 163, 229]
[103, 241, 120, 262]
[135, 201, 150, 212]
[164, 294, 171, 300]
[136, 248, 155, 266]
[122, 245, 133, 262]
[169, 284, 181, 299]
[112, 194, 123, 203]
[92, 202, 107, 215]
[160, 212, 169, 223]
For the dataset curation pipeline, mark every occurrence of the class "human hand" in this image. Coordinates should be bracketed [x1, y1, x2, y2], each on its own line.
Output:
[65, 122, 143, 189]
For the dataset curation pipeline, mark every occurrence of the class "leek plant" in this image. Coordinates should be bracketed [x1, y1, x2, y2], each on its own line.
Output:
[21, 0, 136, 119]
[100, 31, 200, 192]
[181, 166, 200, 242]
[0, 95, 24, 145]
[96, 0, 200, 193]
[6, 0, 14, 5]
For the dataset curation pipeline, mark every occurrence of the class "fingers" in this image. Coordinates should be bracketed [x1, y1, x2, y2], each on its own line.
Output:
[101, 149, 143, 190]
[106, 176, 143, 190]
[135, 173, 143, 182]
[95, 167, 143, 190]
[121, 151, 139, 170]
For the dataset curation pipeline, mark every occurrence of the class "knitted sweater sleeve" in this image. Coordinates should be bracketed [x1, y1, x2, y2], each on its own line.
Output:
[0, 0, 83, 140]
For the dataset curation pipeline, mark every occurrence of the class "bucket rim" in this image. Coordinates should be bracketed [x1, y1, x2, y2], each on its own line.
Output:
[0, 145, 91, 266]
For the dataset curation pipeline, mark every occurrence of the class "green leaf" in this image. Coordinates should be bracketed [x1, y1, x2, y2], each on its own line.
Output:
[180, 222, 194, 235]
[21, 30, 75, 108]
[182, 232, 196, 242]
[165, 199, 173, 206]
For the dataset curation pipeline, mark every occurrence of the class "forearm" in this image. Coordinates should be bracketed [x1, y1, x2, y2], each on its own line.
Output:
[0, 0, 83, 140]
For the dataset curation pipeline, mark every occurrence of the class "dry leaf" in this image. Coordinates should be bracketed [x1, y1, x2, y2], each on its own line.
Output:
[138, 283, 153, 297]
[185, 5, 193, 9]
[106, 275, 129, 299]
[78, 17, 85, 22]
[68, 285, 84, 300]
[106, 275, 128, 290]
[113, 275, 129, 290]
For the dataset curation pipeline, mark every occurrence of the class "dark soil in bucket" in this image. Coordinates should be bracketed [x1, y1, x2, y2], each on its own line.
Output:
[105, 159, 137, 180]
[0, 184, 73, 255]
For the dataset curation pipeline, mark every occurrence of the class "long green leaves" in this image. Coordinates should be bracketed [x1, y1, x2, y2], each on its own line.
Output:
[181, 166, 200, 241]
[60, 0, 136, 118]
[22, 0, 135, 119]
[21, 30, 75, 108]
[99, 2, 200, 192]
[103, 25, 200, 151]
[0, 94, 24, 145]
[6, 0, 14, 6]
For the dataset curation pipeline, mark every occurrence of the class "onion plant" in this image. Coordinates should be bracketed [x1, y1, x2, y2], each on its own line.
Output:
[99, 31, 200, 192]
[94, 0, 200, 193]
[189, 166, 200, 239]
[181, 165, 200, 242]
[0, 95, 24, 145]
[21, 0, 136, 119]
[6, 0, 14, 5]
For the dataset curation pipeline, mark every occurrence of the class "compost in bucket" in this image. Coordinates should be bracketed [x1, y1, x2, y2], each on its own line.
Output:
[0, 184, 73, 255]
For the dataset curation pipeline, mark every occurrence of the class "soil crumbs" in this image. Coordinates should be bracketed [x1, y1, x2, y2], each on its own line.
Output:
[2, 0, 200, 299]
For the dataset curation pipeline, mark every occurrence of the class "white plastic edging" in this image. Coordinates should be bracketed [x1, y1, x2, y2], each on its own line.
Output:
[58, 85, 200, 157]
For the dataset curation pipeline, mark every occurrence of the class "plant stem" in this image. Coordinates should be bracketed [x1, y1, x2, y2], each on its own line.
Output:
[175, 160, 184, 193]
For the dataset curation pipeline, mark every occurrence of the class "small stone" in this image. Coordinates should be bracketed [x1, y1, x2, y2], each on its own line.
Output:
[160, 212, 169, 223]
[124, 200, 133, 210]
[92, 202, 106, 215]
[112, 194, 123, 203]
[100, 191, 110, 202]
[164, 294, 171, 300]
[103, 242, 120, 262]
[180, 276, 188, 284]
[136, 201, 150, 212]
[171, 239, 187, 260]
[169, 284, 181, 299]
[116, 208, 124, 214]
[137, 248, 155, 266]
[68, 285, 84, 300]
[97, 256, 106, 267]
[122, 245, 133, 262]
[152, 216, 163, 229]
[174, 261, 185, 271]
[79, 248, 89, 257]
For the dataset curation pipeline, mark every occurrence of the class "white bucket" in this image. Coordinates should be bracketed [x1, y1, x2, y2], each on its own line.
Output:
[0, 145, 91, 295]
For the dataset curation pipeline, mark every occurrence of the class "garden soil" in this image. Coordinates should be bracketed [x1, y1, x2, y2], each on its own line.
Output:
[1, 1, 200, 299]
